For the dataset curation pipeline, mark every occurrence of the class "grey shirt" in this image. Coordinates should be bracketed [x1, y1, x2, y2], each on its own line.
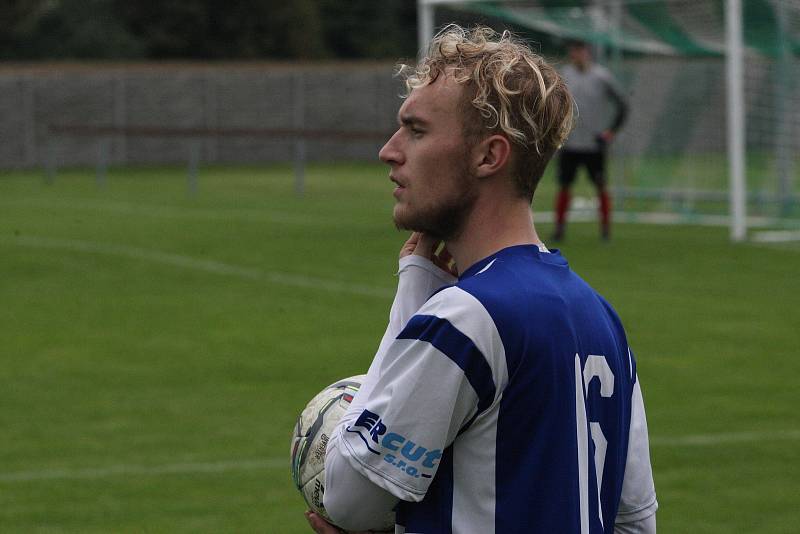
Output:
[561, 63, 629, 152]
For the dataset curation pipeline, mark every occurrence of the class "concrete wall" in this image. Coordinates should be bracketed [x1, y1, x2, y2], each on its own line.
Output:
[0, 62, 405, 169]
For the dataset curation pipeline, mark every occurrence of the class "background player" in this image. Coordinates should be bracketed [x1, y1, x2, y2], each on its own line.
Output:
[554, 39, 629, 241]
[307, 25, 656, 534]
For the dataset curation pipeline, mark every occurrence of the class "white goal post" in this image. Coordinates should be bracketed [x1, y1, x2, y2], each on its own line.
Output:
[726, 0, 747, 241]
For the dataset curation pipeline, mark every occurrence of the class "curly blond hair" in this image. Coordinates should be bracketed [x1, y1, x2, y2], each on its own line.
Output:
[399, 25, 574, 199]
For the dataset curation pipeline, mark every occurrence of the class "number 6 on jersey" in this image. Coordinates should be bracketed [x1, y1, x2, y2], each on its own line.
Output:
[575, 353, 615, 531]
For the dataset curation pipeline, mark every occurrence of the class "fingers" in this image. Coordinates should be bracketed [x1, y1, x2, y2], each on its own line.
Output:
[399, 233, 458, 277]
[399, 232, 422, 259]
[305, 511, 342, 534]
[412, 233, 439, 258]
[400, 232, 437, 260]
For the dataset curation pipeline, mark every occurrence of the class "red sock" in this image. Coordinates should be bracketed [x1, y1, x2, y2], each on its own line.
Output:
[555, 189, 571, 227]
[599, 190, 611, 234]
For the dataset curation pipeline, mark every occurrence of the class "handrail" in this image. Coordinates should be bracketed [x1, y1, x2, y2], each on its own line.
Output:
[48, 124, 394, 141]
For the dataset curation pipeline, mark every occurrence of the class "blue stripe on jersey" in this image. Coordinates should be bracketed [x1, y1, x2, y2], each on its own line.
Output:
[397, 446, 454, 534]
[398, 314, 496, 415]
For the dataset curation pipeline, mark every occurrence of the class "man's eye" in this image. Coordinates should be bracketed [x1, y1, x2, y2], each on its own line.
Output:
[410, 128, 424, 137]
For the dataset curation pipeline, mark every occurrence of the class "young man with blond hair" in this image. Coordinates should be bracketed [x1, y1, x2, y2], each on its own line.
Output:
[306, 25, 657, 534]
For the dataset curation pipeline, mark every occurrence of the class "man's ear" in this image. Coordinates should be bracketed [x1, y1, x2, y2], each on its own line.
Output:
[473, 134, 512, 179]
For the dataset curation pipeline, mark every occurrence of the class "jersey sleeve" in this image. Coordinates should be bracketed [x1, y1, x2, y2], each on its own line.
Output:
[335, 285, 502, 502]
[344, 255, 456, 425]
[597, 66, 629, 132]
[616, 376, 658, 524]
[323, 431, 399, 531]
[599, 66, 628, 106]
[375, 255, 457, 359]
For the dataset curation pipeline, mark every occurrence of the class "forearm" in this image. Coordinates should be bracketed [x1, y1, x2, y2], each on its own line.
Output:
[323, 254, 453, 529]
[347, 254, 455, 420]
[609, 102, 627, 133]
[615, 512, 656, 534]
[383, 254, 457, 345]
[311, 243, 447, 533]
[323, 432, 398, 531]
[605, 75, 629, 133]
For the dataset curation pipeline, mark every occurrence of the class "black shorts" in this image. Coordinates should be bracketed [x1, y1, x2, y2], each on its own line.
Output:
[557, 149, 606, 188]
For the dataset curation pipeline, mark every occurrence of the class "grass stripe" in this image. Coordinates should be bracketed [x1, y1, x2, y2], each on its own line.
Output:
[0, 198, 334, 227]
[2, 430, 797, 483]
[0, 458, 287, 483]
[0, 235, 394, 299]
[650, 429, 800, 447]
[4, 196, 788, 231]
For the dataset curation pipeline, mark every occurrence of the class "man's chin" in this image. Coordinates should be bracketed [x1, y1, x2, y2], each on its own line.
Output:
[392, 203, 467, 242]
[393, 208, 425, 234]
[393, 218, 447, 241]
[393, 218, 418, 234]
[392, 207, 414, 232]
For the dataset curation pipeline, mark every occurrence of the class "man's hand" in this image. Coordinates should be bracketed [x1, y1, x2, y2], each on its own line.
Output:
[399, 232, 458, 277]
[599, 129, 616, 144]
[305, 511, 373, 534]
[305, 511, 340, 533]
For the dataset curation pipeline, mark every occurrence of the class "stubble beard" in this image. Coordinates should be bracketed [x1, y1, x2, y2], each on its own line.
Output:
[393, 172, 479, 242]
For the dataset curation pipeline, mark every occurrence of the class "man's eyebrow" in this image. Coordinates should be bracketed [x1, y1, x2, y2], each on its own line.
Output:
[398, 114, 428, 127]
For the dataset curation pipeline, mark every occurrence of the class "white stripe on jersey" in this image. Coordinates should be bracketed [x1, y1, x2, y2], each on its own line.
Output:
[340, 336, 481, 500]
[617, 378, 658, 523]
[575, 354, 590, 534]
[452, 400, 499, 534]
[416, 286, 510, 404]
[476, 258, 497, 275]
[414, 286, 509, 533]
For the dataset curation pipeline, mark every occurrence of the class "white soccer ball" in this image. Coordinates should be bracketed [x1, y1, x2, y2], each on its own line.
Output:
[290, 375, 394, 532]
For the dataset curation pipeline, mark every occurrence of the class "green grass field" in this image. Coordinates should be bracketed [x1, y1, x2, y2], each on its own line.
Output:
[1, 163, 798, 533]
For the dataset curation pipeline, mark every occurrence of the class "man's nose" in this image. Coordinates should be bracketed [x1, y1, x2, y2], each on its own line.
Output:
[379, 130, 403, 165]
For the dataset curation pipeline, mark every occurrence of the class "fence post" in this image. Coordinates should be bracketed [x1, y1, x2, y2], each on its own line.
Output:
[23, 76, 37, 169]
[187, 141, 200, 196]
[44, 136, 57, 184]
[205, 70, 219, 164]
[96, 138, 109, 188]
[293, 71, 306, 196]
[113, 73, 127, 165]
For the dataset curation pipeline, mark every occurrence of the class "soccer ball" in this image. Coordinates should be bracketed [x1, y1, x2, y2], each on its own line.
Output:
[290, 375, 394, 532]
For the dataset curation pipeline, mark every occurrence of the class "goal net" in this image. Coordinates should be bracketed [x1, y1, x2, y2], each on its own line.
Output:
[420, 0, 800, 238]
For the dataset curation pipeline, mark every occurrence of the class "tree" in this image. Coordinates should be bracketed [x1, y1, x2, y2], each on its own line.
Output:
[1, 0, 143, 59]
[0, 0, 419, 60]
[319, 0, 417, 59]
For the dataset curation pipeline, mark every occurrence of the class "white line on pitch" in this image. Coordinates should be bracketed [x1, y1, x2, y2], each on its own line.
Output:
[751, 230, 800, 243]
[3, 430, 799, 482]
[0, 458, 286, 483]
[1, 235, 394, 299]
[535, 210, 778, 228]
[650, 429, 800, 447]
[0, 198, 337, 227]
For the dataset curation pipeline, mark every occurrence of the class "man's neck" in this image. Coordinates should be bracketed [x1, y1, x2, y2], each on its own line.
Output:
[446, 192, 543, 275]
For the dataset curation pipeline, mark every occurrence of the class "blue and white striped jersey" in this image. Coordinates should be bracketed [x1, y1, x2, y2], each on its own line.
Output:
[337, 245, 656, 533]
